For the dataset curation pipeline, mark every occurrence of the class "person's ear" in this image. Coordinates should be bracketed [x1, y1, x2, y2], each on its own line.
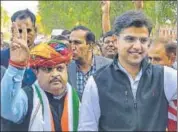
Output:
[34, 26, 37, 33]
[113, 34, 118, 47]
[86, 32, 95, 45]
[34, 26, 37, 37]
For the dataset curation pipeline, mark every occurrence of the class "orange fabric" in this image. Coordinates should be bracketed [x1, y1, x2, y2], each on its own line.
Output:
[29, 43, 72, 68]
[30, 43, 59, 59]
[50, 109, 55, 132]
[61, 93, 69, 131]
[9, 59, 28, 68]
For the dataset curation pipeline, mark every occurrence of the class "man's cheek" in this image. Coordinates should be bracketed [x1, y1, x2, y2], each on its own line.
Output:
[60, 72, 68, 85]
[80, 46, 88, 57]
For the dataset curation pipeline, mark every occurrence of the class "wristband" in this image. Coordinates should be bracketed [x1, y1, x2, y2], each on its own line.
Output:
[9, 59, 28, 69]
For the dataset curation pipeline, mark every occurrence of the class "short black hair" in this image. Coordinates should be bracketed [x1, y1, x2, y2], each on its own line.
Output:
[113, 10, 152, 36]
[71, 25, 95, 44]
[71, 25, 91, 32]
[52, 35, 68, 41]
[61, 29, 71, 39]
[62, 30, 71, 36]
[165, 42, 177, 57]
[102, 31, 114, 42]
[11, 9, 36, 25]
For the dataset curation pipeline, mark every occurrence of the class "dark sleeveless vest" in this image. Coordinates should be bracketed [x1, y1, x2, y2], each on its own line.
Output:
[93, 57, 168, 131]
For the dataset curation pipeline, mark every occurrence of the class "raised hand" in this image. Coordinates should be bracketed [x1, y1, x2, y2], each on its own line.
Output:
[133, 0, 143, 10]
[10, 22, 30, 64]
[101, 0, 110, 13]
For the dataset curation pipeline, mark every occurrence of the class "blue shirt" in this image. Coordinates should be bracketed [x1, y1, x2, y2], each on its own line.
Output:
[76, 57, 96, 99]
[1, 65, 71, 125]
[1, 48, 36, 87]
[1, 65, 28, 123]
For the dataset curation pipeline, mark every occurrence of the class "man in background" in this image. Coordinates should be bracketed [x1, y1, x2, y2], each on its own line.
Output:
[68, 25, 111, 100]
[1, 9, 37, 87]
[148, 38, 176, 68]
[101, 31, 117, 59]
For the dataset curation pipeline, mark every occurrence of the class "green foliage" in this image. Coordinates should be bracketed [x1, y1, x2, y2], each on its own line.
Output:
[38, 1, 177, 39]
[1, 6, 10, 28]
[110, 1, 134, 25]
[1, 6, 11, 40]
[38, 1, 102, 38]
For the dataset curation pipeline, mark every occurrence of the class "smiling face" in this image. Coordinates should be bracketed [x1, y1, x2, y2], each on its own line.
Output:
[102, 35, 117, 58]
[116, 26, 150, 66]
[35, 63, 68, 96]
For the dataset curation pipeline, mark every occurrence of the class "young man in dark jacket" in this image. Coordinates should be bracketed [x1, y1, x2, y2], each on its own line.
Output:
[78, 10, 177, 131]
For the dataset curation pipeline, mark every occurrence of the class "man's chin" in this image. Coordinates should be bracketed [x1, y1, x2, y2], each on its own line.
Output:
[128, 59, 143, 66]
[51, 86, 66, 96]
[106, 53, 115, 59]
[51, 85, 62, 91]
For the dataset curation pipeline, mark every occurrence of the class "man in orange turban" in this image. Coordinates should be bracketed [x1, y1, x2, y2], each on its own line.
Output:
[1, 22, 79, 131]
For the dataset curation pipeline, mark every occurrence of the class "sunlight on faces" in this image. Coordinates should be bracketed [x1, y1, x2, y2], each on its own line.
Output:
[148, 44, 171, 66]
[15, 17, 37, 48]
[69, 30, 90, 61]
[35, 63, 68, 96]
[116, 26, 150, 66]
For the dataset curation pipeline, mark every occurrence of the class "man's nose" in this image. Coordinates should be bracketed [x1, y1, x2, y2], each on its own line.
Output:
[51, 68, 60, 77]
[108, 41, 114, 46]
[132, 40, 142, 49]
[71, 44, 76, 51]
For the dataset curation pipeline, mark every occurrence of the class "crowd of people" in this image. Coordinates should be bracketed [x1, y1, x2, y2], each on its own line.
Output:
[0, 2, 177, 131]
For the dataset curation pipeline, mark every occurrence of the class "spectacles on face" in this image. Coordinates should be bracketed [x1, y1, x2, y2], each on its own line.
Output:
[39, 65, 65, 73]
[69, 40, 83, 45]
[104, 40, 116, 45]
[120, 35, 150, 45]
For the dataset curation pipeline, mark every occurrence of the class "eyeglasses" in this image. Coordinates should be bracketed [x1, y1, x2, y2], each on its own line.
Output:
[104, 40, 116, 45]
[40, 65, 65, 73]
[120, 35, 150, 45]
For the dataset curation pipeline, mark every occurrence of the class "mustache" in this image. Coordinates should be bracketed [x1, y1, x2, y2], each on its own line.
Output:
[128, 50, 142, 54]
[49, 76, 62, 83]
[106, 46, 117, 50]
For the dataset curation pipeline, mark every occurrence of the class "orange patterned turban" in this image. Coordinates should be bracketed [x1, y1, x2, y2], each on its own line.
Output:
[29, 41, 72, 68]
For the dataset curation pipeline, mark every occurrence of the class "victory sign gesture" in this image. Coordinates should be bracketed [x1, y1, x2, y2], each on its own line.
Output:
[10, 22, 30, 66]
